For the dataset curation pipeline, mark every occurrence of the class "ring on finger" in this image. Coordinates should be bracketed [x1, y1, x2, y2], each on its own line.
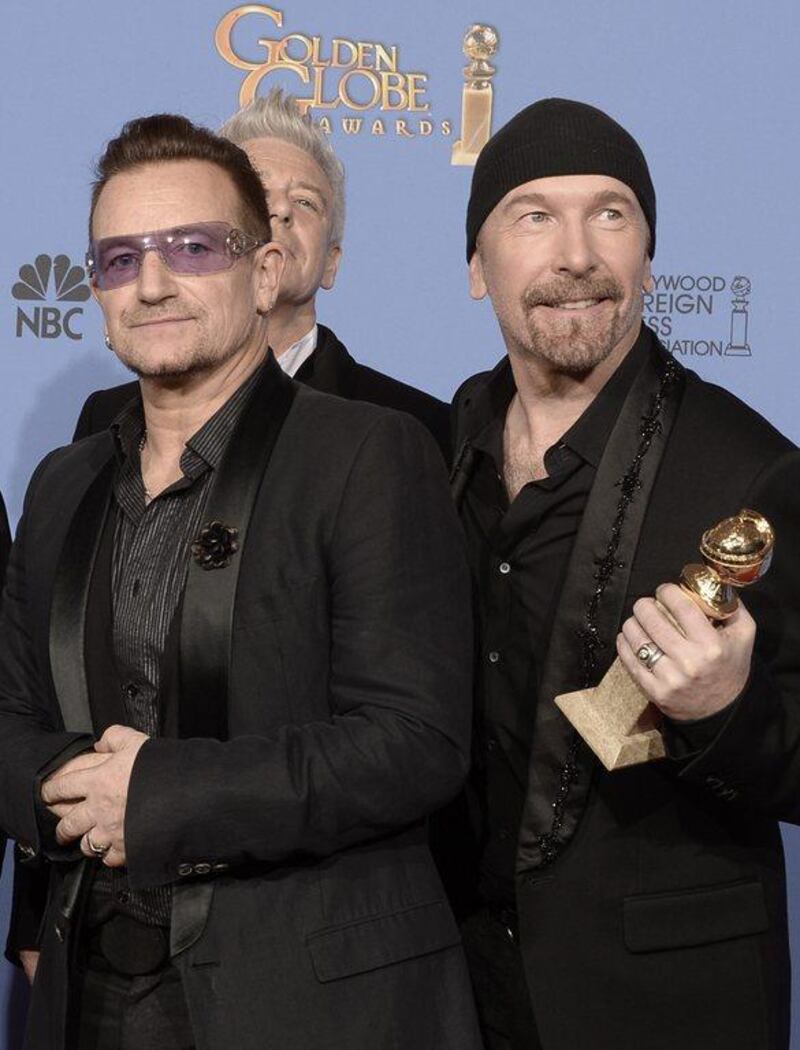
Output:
[636, 641, 665, 672]
[86, 834, 110, 858]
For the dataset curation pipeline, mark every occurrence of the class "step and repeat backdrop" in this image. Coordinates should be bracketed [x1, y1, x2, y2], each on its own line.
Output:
[1, 0, 799, 1043]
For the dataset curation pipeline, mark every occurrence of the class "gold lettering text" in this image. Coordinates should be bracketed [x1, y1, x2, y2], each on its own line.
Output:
[405, 74, 429, 112]
[330, 38, 358, 68]
[374, 43, 398, 71]
[215, 5, 283, 70]
[338, 69, 381, 110]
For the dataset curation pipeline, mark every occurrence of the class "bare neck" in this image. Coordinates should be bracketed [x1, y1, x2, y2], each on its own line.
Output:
[507, 326, 640, 449]
[140, 343, 267, 463]
[268, 298, 318, 358]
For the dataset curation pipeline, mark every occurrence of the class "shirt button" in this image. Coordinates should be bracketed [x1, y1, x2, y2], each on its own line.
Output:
[499, 562, 511, 575]
[124, 682, 139, 699]
[488, 651, 500, 664]
[116, 890, 131, 905]
[486, 737, 498, 752]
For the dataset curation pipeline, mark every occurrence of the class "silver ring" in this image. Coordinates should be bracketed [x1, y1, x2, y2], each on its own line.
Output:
[636, 642, 664, 671]
[86, 834, 110, 858]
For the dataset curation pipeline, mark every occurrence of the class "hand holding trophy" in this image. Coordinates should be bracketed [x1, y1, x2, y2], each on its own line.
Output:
[555, 509, 775, 771]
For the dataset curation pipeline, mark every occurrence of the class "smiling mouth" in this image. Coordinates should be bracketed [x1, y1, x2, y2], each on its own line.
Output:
[543, 298, 609, 311]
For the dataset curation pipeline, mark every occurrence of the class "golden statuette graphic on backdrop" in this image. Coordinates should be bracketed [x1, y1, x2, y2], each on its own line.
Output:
[451, 24, 499, 166]
[555, 510, 775, 771]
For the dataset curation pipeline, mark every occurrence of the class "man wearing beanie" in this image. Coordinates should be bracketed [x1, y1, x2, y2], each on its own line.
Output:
[449, 97, 800, 1049]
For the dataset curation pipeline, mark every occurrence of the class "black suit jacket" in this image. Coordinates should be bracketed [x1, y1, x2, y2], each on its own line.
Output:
[73, 324, 451, 461]
[452, 330, 800, 1050]
[0, 360, 482, 1049]
[7, 326, 452, 964]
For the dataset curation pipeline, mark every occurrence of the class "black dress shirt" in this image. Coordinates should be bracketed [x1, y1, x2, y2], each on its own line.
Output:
[461, 336, 648, 909]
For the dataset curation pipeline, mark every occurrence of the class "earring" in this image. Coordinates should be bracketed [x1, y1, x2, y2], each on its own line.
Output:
[104, 330, 114, 352]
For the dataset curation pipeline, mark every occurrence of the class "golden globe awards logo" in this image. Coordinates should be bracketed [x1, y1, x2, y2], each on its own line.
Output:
[644, 272, 753, 358]
[12, 253, 90, 341]
[215, 5, 453, 139]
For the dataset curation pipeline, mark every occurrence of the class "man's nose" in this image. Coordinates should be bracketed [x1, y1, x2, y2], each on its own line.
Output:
[135, 248, 179, 302]
[268, 191, 292, 227]
[552, 219, 598, 278]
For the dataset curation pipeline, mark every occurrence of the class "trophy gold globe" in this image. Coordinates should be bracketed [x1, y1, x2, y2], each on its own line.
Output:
[451, 24, 500, 166]
[555, 510, 775, 770]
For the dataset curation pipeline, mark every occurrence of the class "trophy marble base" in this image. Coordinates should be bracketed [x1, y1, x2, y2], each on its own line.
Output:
[555, 658, 666, 771]
[451, 140, 480, 166]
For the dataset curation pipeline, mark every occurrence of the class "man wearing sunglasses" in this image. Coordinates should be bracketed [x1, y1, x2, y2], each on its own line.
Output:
[70, 88, 450, 459]
[0, 113, 480, 1049]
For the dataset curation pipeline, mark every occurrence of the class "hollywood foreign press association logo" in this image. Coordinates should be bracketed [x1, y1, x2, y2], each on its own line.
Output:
[12, 253, 90, 342]
[644, 272, 753, 358]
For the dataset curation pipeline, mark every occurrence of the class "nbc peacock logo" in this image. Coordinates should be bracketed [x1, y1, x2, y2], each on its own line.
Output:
[12, 253, 90, 341]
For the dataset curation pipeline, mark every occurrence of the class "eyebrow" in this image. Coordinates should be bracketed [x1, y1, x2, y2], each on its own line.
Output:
[292, 182, 329, 206]
[255, 166, 329, 205]
[586, 189, 637, 208]
[502, 188, 637, 212]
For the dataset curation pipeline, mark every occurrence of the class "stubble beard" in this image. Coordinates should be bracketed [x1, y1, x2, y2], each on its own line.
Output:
[112, 309, 222, 381]
[121, 342, 220, 381]
[514, 278, 642, 378]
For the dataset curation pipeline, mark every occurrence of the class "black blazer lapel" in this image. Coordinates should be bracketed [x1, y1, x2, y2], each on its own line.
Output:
[178, 356, 297, 740]
[294, 324, 358, 398]
[517, 343, 685, 873]
[49, 454, 116, 734]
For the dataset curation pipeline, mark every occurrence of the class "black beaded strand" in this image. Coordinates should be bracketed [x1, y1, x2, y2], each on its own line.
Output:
[533, 357, 680, 867]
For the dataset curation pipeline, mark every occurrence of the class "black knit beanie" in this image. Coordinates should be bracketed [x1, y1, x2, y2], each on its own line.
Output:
[466, 98, 655, 260]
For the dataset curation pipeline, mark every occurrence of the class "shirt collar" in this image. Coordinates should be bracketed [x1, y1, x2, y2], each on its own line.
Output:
[561, 326, 650, 468]
[111, 359, 264, 475]
[275, 325, 318, 379]
[470, 324, 652, 470]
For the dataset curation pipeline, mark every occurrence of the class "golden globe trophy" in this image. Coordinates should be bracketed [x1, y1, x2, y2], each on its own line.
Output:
[555, 509, 775, 771]
[451, 24, 499, 167]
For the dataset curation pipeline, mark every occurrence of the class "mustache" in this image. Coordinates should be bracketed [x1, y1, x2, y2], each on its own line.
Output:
[523, 278, 623, 309]
[121, 306, 197, 326]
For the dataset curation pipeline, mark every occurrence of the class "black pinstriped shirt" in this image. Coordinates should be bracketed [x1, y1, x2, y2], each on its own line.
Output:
[90, 366, 261, 928]
[111, 369, 259, 738]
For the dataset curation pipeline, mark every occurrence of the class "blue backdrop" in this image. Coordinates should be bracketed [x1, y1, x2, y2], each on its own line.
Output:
[2, 0, 799, 1043]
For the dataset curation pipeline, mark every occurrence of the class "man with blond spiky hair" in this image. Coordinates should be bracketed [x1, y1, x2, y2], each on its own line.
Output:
[70, 88, 450, 457]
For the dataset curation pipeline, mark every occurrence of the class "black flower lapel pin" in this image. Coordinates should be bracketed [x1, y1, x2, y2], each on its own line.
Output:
[191, 521, 240, 570]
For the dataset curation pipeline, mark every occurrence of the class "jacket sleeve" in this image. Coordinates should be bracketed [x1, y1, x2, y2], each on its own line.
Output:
[5, 852, 49, 963]
[0, 453, 94, 852]
[672, 448, 800, 820]
[125, 411, 474, 889]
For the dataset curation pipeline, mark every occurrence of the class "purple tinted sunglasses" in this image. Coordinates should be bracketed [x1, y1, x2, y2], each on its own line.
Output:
[86, 222, 266, 291]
